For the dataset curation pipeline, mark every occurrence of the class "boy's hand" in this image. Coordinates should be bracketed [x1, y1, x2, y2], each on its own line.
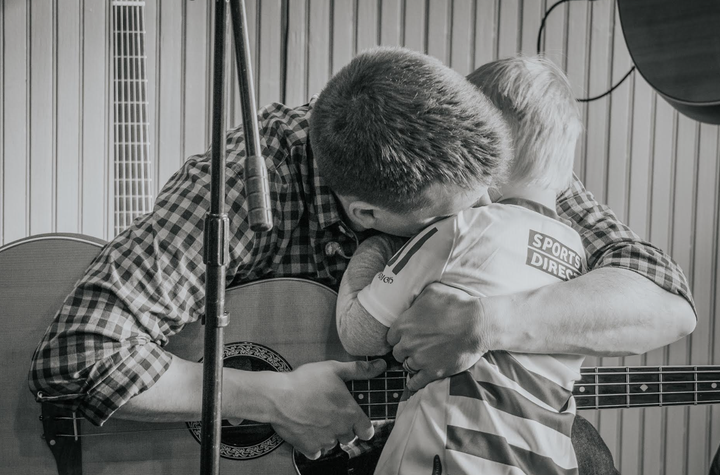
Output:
[387, 282, 491, 391]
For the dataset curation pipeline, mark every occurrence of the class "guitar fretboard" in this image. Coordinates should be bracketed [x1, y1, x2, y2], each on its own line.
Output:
[574, 365, 720, 409]
[347, 365, 720, 421]
[112, 0, 153, 234]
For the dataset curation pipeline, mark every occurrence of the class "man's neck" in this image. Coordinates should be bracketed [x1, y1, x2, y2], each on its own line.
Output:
[498, 185, 557, 210]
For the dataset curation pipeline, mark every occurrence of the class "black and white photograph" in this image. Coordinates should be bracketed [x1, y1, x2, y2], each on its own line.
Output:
[1, 1, 718, 474]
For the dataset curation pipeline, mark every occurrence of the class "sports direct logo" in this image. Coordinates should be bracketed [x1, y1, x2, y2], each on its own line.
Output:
[526, 230, 582, 281]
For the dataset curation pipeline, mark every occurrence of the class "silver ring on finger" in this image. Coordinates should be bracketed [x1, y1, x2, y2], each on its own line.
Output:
[402, 358, 418, 374]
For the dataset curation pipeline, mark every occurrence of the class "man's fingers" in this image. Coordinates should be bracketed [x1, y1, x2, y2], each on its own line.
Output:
[302, 449, 323, 461]
[335, 358, 387, 381]
[392, 343, 408, 363]
[406, 370, 435, 392]
[386, 324, 400, 346]
[353, 418, 375, 441]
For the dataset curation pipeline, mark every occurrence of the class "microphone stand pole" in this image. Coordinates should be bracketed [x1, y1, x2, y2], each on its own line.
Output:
[200, 1, 272, 474]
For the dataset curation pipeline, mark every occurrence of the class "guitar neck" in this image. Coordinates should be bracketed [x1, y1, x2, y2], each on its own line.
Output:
[112, 0, 153, 234]
[574, 365, 720, 410]
[348, 365, 720, 421]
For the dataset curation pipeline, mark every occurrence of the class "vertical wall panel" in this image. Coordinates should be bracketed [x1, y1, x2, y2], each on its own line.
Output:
[379, 0, 403, 47]
[332, 0, 354, 74]
[285, 0, 307, 107]
[2, 0, 29, 243]
[427, 0, 450, 63]
[55, 0, 81, 233]
[29, 1, 54, 236]
[473, 0, 497, 68]
[605, 7, 632, 222]
[257, 0, 283, 106]
[356, 0, 379, 52]
[308, 0, 331, 99]
[183, 0, 209, 158]
[2, 2, 720, 473]
[566, 1, 589, 180]
[80, 0, 109, 238]
[496, 0, 519, 58]
[581, 0, 612, 203]
[449, 0, 474, 75]
[155, 0, 183, 191]
[541, 0, 566, 67]
[0, 0, 4, 243]
[403, 0, 426, 53]
[519, 0, 542, 57]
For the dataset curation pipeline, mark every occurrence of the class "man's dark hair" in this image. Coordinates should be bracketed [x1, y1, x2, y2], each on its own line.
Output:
[310, 47, 510, 212]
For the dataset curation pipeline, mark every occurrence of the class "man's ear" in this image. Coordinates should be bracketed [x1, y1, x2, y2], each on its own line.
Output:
[347, 200, 379, 229]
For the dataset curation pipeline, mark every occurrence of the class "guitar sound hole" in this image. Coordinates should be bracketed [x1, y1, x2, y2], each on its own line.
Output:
[186, 341, 293, 460]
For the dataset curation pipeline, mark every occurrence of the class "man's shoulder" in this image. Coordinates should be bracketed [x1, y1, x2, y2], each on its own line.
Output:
[257, 99, 314, 147]
[223, 100, 314, 171]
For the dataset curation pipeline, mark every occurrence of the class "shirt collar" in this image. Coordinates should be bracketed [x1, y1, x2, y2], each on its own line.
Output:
[497, 197, 561, 221]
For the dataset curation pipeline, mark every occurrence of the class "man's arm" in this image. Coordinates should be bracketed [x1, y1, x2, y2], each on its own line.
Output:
[336, 235, 403, 356]
[488, 267, 694, 355]
[393, 266, 693, 357]
[115, 354, 387, 460]
[27, 105, 387, 459]
[389, 175, 696, 390]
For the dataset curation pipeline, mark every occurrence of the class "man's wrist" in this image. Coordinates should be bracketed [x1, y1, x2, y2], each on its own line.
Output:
[478, 292, 517, 352]
[224, 369, 285, 423]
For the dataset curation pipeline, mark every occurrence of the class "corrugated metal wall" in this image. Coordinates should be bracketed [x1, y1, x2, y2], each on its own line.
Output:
[1, 1, 718, 473]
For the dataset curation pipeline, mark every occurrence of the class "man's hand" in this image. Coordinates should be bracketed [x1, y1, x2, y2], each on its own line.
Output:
[267, 358, 387, 460]
[387, 283, 491, 391]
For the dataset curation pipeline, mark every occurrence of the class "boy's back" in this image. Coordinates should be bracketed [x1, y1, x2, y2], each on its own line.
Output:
[359, 199, 586, 474]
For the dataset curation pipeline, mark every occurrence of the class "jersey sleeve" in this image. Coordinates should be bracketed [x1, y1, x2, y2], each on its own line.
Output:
[357, 220, 455, 327]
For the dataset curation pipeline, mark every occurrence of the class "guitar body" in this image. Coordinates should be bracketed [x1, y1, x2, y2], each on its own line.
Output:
[3, 234, 719, 474]
[617, 0, 720, 124]
[1, 235, 104, 475]
[0, 234, 356, 475]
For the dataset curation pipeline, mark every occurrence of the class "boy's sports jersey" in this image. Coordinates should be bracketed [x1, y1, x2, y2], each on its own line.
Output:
[358, 198, 587, 475]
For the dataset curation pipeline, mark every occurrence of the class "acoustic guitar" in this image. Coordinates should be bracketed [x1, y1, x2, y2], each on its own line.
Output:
[1, 234, 719, 475]
[617, 0, 720, 124]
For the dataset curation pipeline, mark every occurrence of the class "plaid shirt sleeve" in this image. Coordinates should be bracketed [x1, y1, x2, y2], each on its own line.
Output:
[557, 174, 696, 315]
[28, 103, 305, 426]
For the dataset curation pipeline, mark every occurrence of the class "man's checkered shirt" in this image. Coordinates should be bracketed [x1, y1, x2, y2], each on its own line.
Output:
[29, 98, 695, 426]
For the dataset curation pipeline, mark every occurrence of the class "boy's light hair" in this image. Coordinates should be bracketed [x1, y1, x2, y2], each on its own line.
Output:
[311, 46, 510, 213]
[467, 56, 582, 191]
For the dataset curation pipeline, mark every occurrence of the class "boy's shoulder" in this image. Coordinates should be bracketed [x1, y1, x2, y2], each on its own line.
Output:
[456, 202, 583, 248]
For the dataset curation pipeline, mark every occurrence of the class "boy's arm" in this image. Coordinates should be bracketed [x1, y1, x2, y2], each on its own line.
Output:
[337, 235, 404, 356]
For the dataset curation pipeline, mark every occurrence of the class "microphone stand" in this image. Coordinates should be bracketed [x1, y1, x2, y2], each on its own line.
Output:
[200, 1, 272, 474]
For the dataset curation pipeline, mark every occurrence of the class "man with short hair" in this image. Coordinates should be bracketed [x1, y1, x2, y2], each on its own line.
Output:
[29, 47, 695, 471]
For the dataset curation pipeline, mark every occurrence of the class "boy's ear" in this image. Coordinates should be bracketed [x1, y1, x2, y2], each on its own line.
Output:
[347, 200, 378, 228]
